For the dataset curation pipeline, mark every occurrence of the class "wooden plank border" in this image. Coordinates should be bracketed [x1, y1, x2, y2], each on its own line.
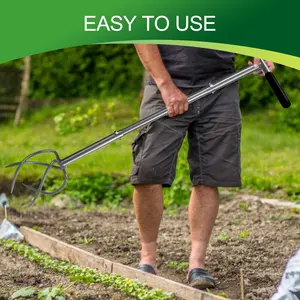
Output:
[20, 226, 228, 300]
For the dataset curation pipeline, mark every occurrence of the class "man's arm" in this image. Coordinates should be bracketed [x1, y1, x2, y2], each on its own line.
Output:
[135, 44, 188, 117]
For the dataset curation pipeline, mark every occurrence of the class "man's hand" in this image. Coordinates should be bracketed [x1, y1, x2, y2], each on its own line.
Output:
[159, 83, 188, 117]
[248, 58, 275, 76]
[134, 44, 188, 117]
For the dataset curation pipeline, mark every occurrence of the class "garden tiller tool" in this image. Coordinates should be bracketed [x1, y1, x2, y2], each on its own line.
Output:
[6, 60, 291, 207]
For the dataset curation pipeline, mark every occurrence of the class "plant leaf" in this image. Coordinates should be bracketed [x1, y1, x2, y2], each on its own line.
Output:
[11, 287, 36, 299]
[48, 287, 63, 298]
[38, 287, 63, 300]
[38, 287, 51, 299]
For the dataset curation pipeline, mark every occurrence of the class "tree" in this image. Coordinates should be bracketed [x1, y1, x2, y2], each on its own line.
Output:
[14, 56, 31, 127]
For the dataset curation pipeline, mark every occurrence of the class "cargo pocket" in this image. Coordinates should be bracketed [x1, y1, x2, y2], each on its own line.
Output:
[131, 127, 148, 175]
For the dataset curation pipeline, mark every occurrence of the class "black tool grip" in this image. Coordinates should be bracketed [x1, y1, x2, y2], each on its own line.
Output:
[265, 72, 291, 108]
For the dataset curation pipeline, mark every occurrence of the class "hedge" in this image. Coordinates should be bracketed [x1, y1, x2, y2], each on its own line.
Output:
[4, 44, 300, 114]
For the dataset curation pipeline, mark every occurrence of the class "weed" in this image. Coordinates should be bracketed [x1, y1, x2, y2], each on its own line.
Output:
[33, 226, 40, 231]
[239, 202, 249, 212]
[217, 292, 229, 298]
[264, 215, 294, 221]
[167, 261, 189, 272]
[216, 232, 230, 242]
[0, 239, 174, 300]
[239, 230, 250, 239]
[231, 219, 241, 225]
[78, 236, 95, 245]
[291, 207, 299, 214]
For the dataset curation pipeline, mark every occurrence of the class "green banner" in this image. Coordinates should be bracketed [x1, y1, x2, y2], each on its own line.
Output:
[1, 0, 299, 69]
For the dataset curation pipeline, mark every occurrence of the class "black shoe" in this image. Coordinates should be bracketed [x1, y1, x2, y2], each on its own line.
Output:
[137, 264, 157, 275]
[188, 268, 216, 289]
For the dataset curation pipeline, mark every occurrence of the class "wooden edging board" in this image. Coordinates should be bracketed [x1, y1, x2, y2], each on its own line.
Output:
[20, 226, 228, 300]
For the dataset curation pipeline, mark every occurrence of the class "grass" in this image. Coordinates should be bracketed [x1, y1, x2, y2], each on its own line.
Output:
[0, 97, 138, 180]
[241, 113, 300, 199]
[0, 97, 299, 201]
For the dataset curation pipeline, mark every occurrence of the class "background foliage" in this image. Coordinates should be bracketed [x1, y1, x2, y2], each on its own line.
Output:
[4, 45, 299, 112]
[235, 55, 300, 111]
[1, 44, 300, 207]
[4, 45, 144, 99]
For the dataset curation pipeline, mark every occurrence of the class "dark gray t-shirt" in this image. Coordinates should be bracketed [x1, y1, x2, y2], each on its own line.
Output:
[148, 45, 235, 88]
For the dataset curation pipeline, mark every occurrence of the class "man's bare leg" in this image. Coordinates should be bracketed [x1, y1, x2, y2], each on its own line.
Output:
[133, 184, 163, 273]
[188, 185, 219, 272]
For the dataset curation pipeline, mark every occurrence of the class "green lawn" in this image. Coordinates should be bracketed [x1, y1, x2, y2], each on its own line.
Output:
[0, 98, 138, 180]
[0, 98, 299, 201]
[241, 114, 300, 199]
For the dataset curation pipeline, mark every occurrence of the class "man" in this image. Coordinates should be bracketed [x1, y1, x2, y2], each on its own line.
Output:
[130, 44, 274, 289]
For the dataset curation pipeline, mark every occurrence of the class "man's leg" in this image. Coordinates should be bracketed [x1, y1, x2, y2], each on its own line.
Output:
[188, 185, 219, 271]
[133, 184, 163, 272]
[130, 85, 192, 273]
[186, 83, 242, 288]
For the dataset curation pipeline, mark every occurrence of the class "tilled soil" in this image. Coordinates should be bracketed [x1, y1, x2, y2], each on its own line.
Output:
[0, 245, 133, 299]
[1, 194, 300, 300]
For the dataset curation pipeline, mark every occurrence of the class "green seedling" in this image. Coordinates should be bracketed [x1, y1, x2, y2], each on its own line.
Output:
[0, 239, 174, 300]
[239, 230, 250, 239]
[217, 292, 229, 298]
[38, 286, 65, 300]
[78, 236, 95, 245]
[11, 286, 66, 300]
[33, 225, 40, 231]
[264, 215, 294, 221]
[231, 219, 241, 225]
[291, 207, 299, 214]
[216, 232, 230, 242]
[11, 287, 36, 299]
[239, 202, 249, 212]
[167, 261, 189, 271]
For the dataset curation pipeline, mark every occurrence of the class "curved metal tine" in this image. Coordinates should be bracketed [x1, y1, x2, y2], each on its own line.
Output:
[6, 160, 62, 170]
[6, 149, 62, 194]
[23, 163, 68, 195]
[28, 159, 65, 207]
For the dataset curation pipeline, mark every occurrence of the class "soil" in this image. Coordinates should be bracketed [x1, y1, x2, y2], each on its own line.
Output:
[1, 194, 300, 300]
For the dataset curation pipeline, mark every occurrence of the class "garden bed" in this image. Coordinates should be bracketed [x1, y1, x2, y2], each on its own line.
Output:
[0, 244, 133, 299]
[1, 193, 300, 299]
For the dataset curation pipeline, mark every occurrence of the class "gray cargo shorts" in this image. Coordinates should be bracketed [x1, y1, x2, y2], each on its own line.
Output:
[130, 82, 242, 187]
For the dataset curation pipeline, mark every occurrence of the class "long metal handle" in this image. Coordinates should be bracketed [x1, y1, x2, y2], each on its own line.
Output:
[61, 64, 260, 166]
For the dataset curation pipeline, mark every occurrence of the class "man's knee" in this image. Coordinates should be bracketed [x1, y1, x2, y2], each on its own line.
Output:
[193, 185, 218, 193]
[134, 184, 162, 192]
